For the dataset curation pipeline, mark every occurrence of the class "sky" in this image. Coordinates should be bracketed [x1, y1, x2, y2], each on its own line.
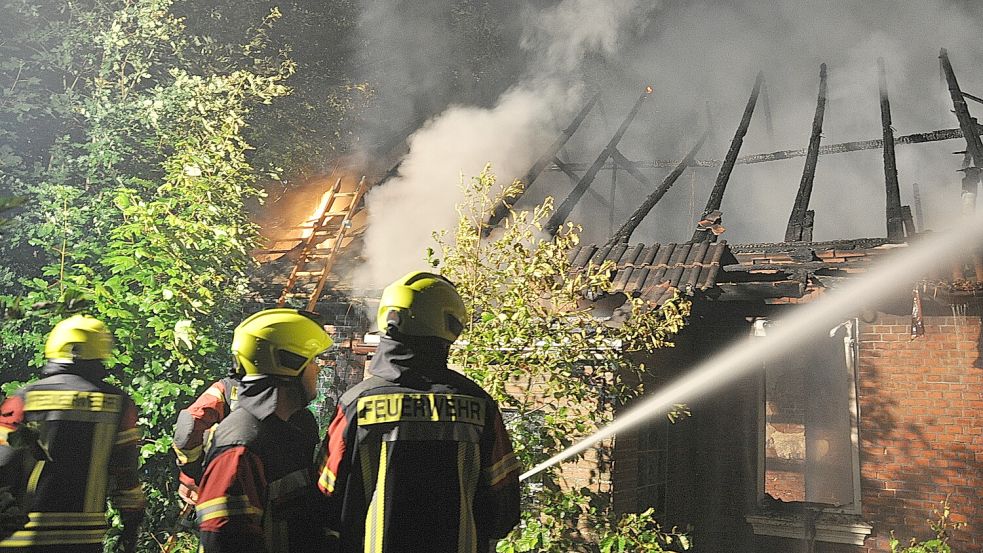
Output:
[352, 0, 983, 289]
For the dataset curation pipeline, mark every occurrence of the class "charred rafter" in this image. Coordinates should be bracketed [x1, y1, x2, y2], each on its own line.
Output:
[940, 48, 983, 215]
[785, 64, 827, 243]
[691, 72, 764, 243]
[879, 58, 907, 242]
[485, 92, 599, 232]
[545, 87, 653, 236]
[607, 129, 709, 246]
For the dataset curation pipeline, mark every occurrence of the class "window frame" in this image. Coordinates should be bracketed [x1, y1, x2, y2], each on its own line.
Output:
[747, 317, 870, 545]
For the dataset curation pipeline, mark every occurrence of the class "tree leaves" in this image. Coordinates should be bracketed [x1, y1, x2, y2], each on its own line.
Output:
[436, 167, 691, 551]
[0, 0, 290, 547]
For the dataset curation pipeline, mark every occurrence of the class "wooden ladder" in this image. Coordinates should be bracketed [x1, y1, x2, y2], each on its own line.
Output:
[276, 175, 368, 309]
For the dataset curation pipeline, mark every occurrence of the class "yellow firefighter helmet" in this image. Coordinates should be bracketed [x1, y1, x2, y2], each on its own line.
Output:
[377, 271, 466, 343]
[44, 315, 113, 361]
[232, 309, 333, 377]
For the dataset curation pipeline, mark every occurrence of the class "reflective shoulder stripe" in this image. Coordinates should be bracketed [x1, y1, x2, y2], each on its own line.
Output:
[115, 427, 141, 446]
[196, 495, 263, 523]
[483, 452, 521, 488]
[356, 394, 486, 427]
[0, 528, 105, 547]
[268, 468, 311, 503]
[23, 391, 121, 414]
[204, 386, 225, 401]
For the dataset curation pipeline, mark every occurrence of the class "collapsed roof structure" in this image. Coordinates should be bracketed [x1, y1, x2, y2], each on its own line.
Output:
[252, 49, 983, 552]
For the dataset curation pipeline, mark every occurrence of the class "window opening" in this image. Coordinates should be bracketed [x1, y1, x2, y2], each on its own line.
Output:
[754, 318, 861, 513]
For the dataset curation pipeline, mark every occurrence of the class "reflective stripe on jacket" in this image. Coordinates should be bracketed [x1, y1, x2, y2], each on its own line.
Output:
[0, 363, 145, 550]
[315, 336, 521, 553]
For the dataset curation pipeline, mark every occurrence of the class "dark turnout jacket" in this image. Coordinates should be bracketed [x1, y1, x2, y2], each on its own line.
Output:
[316, 336, 521, 553]
[0, 362, 145, 552]
[172, 375, 241, 488]
[195, 378, 327, 553]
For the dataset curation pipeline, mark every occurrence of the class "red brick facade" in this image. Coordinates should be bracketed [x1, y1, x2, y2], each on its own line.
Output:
[608, 305, 982, 553]
[856, 313, 981, 552]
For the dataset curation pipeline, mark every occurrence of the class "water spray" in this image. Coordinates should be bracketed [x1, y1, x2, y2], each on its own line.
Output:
[520, 219, 983, 481]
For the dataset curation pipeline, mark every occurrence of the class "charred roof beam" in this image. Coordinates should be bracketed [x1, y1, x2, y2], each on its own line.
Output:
[879, 58, 907, 242]
[940, 48, 983, 215]
[691, 71, 765, 243]
[545, 87, 653, 236]
[785, 64, 827, 243]
[552, 157, 615, 210]
[485, 92, 599, 233]
[608, 129, 709, 246]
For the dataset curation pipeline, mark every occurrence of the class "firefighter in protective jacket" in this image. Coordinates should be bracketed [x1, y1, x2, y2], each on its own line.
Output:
[316, 271, 521, 553]
[172, 371, 242, 506]
[0, 315, 145, 552]
[195, 309, 333, 553]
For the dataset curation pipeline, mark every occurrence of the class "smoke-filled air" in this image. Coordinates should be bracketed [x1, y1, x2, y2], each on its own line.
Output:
[355, 0, 983, 289]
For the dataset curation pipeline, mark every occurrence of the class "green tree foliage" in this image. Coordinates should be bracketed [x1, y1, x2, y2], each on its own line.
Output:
[432, 167, 692, 552]
[890, 498, 966, 553]
[171, 0, 372, 184]
[0, 0, 290, 548]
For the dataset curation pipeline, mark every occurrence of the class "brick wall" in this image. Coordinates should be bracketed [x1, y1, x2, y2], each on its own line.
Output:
[857, 313, 982, 552]
[610, 306, 982, 553]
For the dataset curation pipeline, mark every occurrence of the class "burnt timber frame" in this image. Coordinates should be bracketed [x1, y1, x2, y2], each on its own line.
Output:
[546, 127, 983, 172]
[784, 64, 827, 243]
[607, 129, 709, 246]
[691, 72, 764, 243]
[940, 48, 983, 215]
[878, 58, 906, 242]
[485, 92, 599, 232]
[545, 87, 653, 236]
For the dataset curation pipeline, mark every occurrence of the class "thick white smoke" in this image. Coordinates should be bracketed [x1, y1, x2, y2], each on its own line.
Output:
[358, 84, 576, 287]
[356, 0, 983, 288]
[357, 0, 662, 288]
[521, 0, 660, 73]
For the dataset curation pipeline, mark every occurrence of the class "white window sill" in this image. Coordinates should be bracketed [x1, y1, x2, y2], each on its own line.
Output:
[746, 513, 873, 546]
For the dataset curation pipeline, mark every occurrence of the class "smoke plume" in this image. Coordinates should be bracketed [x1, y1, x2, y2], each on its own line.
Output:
[356, 0, 983, 289]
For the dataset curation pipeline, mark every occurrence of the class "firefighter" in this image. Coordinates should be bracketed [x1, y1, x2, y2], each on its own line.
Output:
[171, 368, 242, 506]
[195, 308, 333, 553]
[316, 271, 521, 553]
[0, 315, 145, 552]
